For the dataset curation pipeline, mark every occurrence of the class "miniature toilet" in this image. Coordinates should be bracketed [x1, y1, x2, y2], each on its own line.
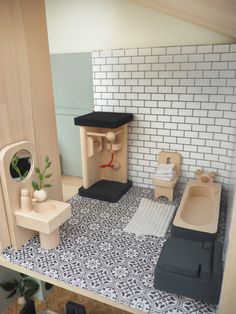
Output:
[153, 151, 181, 201]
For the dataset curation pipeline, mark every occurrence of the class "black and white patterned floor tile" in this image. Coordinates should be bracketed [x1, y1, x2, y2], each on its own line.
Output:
[3, 187, 224, 314]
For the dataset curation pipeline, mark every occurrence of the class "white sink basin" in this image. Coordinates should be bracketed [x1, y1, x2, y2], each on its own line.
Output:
[15, 199, 71, 234]
[33, 202, 56, 214]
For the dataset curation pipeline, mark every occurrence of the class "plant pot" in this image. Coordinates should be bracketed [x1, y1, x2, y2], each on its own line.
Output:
[18, 296, 26, 306]
[33, 189, 47, 202]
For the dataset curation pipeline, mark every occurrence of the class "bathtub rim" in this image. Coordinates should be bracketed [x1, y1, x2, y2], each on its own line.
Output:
[173, 180, 221, 234]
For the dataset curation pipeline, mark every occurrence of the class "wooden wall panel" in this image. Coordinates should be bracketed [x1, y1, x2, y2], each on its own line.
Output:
[20, 0, 63, 200]
[0, 181, 11, 252]
[130, 0, 236, 38]
[0, 0, 36, 142]
[0, 18, 10, 251]
[218, 194, 236, 314]
[0, 0, 62, 251]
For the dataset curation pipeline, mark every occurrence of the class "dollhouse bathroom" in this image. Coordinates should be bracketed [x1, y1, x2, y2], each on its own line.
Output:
[0, 1, 236, 314]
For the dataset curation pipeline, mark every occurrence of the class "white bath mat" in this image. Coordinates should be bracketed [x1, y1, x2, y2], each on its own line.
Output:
[124, 198, 176, 237]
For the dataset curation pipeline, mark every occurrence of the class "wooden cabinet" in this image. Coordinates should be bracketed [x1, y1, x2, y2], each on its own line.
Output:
[0, 0, 62, 251]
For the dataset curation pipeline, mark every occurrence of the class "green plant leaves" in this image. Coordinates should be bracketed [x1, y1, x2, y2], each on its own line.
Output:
[0, 281, 18, 299]
[23, 170, 29, 179]
[0, 276, 39, 300]
[24, 287, 38, 300]
[32, 155, 52, 190]
[35, 167, 41, 174]
[23, 279, 39, 288]
[11, 154, 24, 180]
[43, 184, 52, 189]
[46, 161, 51, 169]
[6, 289, 17, 299]
[19, 281, 25, 296]
[22, 279, 39, 300]
[11, 154, 19, 168]
[0, 282, 16, 291]
[32, 181, 39, 191]
[20, 273, 27, 278]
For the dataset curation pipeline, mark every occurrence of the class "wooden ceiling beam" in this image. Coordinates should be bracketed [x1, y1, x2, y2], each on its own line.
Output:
[130, 0, 236, 38]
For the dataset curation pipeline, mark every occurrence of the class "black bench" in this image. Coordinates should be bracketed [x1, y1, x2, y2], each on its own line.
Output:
[154, 237, 223, 305]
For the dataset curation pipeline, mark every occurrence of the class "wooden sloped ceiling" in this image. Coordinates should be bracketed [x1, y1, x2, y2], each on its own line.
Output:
[130, 0, 236, 39]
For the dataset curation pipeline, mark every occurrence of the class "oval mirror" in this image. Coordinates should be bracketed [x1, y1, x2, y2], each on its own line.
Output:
[9, 149, 32, 182]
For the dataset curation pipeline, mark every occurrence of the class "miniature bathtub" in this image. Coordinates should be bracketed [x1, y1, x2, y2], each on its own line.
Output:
[172, 179, 221, 241]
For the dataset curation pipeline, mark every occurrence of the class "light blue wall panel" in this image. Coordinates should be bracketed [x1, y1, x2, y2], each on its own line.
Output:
[50, 53, 93, 176]
[55, 109, 87, 176]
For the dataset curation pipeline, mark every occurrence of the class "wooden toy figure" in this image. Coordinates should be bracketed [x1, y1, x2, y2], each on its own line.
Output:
[20, 188, 32, 212]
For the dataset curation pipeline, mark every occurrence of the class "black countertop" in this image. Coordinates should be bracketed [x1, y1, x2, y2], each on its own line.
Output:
[74, 111, 133, 128]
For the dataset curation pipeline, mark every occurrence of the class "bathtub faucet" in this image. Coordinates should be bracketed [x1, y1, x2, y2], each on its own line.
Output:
[195, 169, 217, 184]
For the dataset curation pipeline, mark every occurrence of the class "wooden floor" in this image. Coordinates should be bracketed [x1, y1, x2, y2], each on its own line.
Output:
[4, 285, 130, 314]
[61, 175, 83, 201]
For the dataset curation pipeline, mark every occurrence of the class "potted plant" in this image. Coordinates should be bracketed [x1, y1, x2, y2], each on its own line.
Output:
[32, 156, 52, 202]
[0, 273, 39, 306]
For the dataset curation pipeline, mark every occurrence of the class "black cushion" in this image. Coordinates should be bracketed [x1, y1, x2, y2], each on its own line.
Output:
[158, 237, 202, 277]
[79, 180, 132, 203]
[154, 239, 223, 305]
[74, 111, 133, 128]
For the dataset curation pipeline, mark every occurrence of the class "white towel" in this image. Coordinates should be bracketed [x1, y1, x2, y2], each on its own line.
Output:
[156, 172, 174, 178]
[155, 171, 177, 181]
[156, 163, 175, 175]
[158, 163, 175, 169]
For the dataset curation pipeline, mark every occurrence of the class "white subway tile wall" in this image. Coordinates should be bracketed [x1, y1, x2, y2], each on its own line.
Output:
[92, 44, 236, 193]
